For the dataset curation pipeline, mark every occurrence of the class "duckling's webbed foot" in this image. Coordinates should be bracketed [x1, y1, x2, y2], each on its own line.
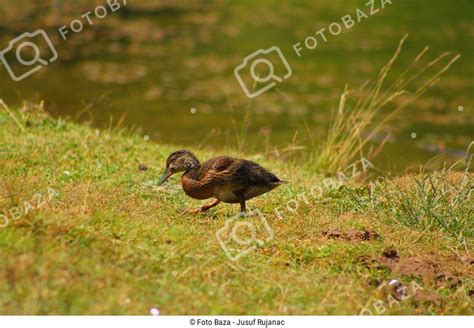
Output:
[182, 208, 202, 215]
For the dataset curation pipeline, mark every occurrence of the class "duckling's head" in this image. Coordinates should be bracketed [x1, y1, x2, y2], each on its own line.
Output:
[157, 150, 200, 186]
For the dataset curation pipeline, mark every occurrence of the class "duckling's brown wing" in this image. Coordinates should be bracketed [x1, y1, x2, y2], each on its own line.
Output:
[231, 160, 282, 186]
[230, 160, 284, 201]
[199, 157, 282, 185]
[197, 157, 244, 188]
[198, 157, 282, 200]
[199, 156, 236, 176]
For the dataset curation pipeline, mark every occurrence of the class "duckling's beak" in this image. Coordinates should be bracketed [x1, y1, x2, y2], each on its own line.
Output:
[157, 169, 173, 186]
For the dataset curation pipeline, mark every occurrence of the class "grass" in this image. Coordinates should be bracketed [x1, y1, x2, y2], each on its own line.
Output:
[344, 161, 473, 242]
[381, 164, 473, 241]
[0, 103, 472, 315]
[315, 36, 461, 173]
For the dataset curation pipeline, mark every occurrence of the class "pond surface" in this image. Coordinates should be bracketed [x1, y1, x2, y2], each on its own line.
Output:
[0, 0, 472, 171]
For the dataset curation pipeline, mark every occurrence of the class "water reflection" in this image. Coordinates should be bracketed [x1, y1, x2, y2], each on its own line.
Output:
[0, 0, 472, 171]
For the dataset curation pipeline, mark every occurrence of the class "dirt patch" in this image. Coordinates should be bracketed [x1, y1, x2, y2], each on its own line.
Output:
[456, 256, 474, 265]
[378, 248, 464, 289]
[321, 229, 380, 241]
[138, 163, 148, 171]
[411, 289, 441, 304]
[380, 250, 439, 279]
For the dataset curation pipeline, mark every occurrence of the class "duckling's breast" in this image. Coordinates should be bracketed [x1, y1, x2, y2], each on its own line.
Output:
[181, 176, 214, 200]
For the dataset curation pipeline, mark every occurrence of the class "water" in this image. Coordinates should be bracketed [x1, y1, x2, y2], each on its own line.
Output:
[0, 0, 472, 171]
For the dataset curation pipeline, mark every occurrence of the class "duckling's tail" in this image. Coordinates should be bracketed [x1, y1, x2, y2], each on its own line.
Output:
[273, 180, 287, 186]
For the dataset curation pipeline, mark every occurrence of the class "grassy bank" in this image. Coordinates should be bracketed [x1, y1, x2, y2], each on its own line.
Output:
[0, 105, 472, 315]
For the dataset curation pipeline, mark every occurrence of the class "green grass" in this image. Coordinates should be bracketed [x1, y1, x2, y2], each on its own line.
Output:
[315, 36, 461, 173]
[343, 161, 473, 241]
[0, 105, 472, 315]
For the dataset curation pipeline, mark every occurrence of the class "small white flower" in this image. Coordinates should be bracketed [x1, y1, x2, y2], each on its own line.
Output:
[150, 307, 160, 316]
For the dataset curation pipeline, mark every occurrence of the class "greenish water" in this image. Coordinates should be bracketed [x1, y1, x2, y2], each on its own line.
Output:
[0, 0, 472, 171]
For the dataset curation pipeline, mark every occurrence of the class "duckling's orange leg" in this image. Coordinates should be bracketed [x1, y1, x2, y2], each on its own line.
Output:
[182, 199, 220, 215]
[201, 199, 221, 212]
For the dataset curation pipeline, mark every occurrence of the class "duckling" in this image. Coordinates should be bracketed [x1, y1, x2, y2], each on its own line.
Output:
[157, 150, 285, 215]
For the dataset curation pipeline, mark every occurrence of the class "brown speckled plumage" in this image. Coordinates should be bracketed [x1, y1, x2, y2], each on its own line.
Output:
[157, 150, 285, 214]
